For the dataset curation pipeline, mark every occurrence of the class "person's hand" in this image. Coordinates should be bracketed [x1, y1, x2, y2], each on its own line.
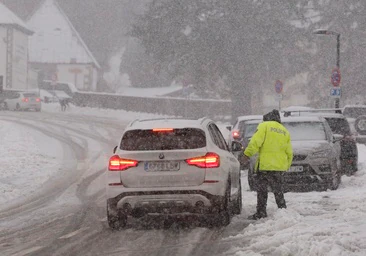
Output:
[242, 155, 250, 164]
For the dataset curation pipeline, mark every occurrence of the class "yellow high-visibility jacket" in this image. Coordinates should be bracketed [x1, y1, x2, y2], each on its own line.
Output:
[244, 121, 293, 171]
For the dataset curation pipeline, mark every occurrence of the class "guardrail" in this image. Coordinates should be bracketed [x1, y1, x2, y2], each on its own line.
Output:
[72, 91, 232, 120]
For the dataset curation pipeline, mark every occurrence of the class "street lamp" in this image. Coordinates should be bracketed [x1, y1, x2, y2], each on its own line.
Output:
[313, 29, 341, 109]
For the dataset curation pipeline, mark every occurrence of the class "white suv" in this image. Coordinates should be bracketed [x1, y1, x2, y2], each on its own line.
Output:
[107, 117, 242, 229]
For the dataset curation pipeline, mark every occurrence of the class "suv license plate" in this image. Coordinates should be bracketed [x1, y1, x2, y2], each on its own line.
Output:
[144, 161, 180, 172]
[289, 166, 304, 172]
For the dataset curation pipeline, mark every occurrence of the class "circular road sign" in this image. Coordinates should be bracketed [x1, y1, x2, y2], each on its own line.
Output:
[275, 80, 283, 94]
[331, 68, 341, 87]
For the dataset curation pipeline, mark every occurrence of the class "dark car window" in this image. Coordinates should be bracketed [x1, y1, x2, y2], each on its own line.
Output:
[244, 123, 259, 139]
[23, 93, 38, 98]
[210, 123, 229, 151]
[120, 128, 206, 151]
[324, 117, 351, 136]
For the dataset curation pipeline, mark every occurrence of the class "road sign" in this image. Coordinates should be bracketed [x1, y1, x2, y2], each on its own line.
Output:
[331, 68, 341, 87]
[274, 93, 283, 101]
[330, 88, 341, 97]
[275, 80, 283, 93]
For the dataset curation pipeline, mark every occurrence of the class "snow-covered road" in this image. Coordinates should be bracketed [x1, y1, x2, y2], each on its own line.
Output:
[0, 104, 366, 256]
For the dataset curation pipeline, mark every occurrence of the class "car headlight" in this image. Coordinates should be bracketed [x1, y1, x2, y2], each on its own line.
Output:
[311, 150, 331, 158]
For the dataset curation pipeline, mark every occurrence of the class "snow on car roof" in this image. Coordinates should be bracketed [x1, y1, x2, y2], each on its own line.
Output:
[127, 118, 208, 130]
[245, 116, 323, 124]
[236, 115, 263, 122]
[281, 106, 314, 111]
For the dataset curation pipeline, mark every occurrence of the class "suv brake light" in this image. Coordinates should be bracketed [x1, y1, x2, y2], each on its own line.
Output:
[153, 128, 174, 132]
[186, 152, 220, 168]
[108, 155, 138, 171]
[22, 98, 29, 102]
[232, 130, 240, 139]
[36, 98, 41, 102]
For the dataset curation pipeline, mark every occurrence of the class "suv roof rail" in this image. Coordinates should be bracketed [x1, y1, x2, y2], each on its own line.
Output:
[282, 108, 343, 117]
[199, 116, 209, 125]
[129, 119, 140, 127]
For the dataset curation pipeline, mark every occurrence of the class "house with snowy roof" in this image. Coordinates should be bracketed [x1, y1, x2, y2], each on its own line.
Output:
[0, 2, 33, 91]
[26, 0, 100, 91]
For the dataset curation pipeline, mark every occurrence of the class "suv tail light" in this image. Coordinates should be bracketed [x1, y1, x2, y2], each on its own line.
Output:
[186, 152, 220, 168]
[36, 98, 41, 102]
[232, 130, 240, 139]
[108, 155, 138, 171]
[22, 98, 29, 102]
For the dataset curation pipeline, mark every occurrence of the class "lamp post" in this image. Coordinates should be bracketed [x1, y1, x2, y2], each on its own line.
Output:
[313, 29, 341, 109]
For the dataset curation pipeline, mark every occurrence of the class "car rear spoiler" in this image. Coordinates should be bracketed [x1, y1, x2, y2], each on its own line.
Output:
[282, 108, 343, 117]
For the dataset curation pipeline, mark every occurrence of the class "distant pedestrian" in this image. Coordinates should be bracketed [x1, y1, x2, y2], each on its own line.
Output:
[243, 109, 293, 220]
[59, 98, 67, 111]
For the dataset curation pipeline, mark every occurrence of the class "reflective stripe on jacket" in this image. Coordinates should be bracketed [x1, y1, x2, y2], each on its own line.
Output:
[244, 121, 293, 171]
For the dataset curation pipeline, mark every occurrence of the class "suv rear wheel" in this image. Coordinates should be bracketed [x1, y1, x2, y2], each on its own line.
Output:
[211, 181, 232, 227]
[232, 179, 242, 215]
[107, 200, 127, 230]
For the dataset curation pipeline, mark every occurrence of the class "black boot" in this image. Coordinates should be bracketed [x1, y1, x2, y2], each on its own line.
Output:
[248, 212, 267, 220]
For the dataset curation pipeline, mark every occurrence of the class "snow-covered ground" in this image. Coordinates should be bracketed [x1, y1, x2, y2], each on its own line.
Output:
[1, 103, 366, 255]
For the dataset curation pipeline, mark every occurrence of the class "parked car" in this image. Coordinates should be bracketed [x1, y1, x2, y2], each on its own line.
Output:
[228, 115, 262, 169]
[283, 110, 358, 175]
[106, 117, 243, 229]
[342, 105, 366, 142]
[247, 116, 341, 192]
[2, 91, 41, 111]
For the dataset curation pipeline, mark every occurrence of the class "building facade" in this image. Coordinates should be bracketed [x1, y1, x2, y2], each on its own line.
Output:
[0, 2, 33, 91]
[27, 0, 100, 91]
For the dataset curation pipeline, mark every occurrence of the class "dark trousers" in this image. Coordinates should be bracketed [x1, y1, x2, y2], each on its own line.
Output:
[256, 171, 286, 214]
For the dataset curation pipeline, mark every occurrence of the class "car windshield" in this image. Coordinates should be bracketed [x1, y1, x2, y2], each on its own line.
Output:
[343, 107, 366, 119]
[283, 122, 326, 141]
[120, 128, 206, 150]
[324, 117, 351, 135]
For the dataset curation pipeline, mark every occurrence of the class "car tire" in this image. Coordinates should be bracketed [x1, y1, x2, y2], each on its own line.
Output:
[3, 102, 8, 110]
[212, 181, 232, 227]
[15, 103, 21, 111]
[232, 179, 242, 215]
[107, 200, 127, 230]
[355, 115, 366, 135]
[328, 172, 341, 190]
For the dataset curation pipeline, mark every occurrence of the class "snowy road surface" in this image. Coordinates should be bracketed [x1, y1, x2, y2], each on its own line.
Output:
[0, 105, 366, 256]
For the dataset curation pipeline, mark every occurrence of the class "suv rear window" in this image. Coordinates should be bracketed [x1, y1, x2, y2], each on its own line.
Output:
[324, 117, 351, 135]
[120, 128, 206, 151]
[23, 93, 38, 98]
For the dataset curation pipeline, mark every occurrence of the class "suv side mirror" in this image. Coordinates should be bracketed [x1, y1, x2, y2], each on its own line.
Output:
[231, 141, 243, 152]
[113, 146, 118, 154]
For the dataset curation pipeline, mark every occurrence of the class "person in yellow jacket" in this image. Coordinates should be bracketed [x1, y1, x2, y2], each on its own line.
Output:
[243, 109, 293, 220]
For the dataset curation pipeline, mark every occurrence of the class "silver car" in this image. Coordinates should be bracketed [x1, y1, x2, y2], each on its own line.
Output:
[247, 116, 341, 192]
[3, 91, 41, 111]
[107, 117, 242, 229]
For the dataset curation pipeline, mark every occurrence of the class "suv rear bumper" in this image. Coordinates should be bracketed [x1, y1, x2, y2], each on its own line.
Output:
[108, 190, 226, 215]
